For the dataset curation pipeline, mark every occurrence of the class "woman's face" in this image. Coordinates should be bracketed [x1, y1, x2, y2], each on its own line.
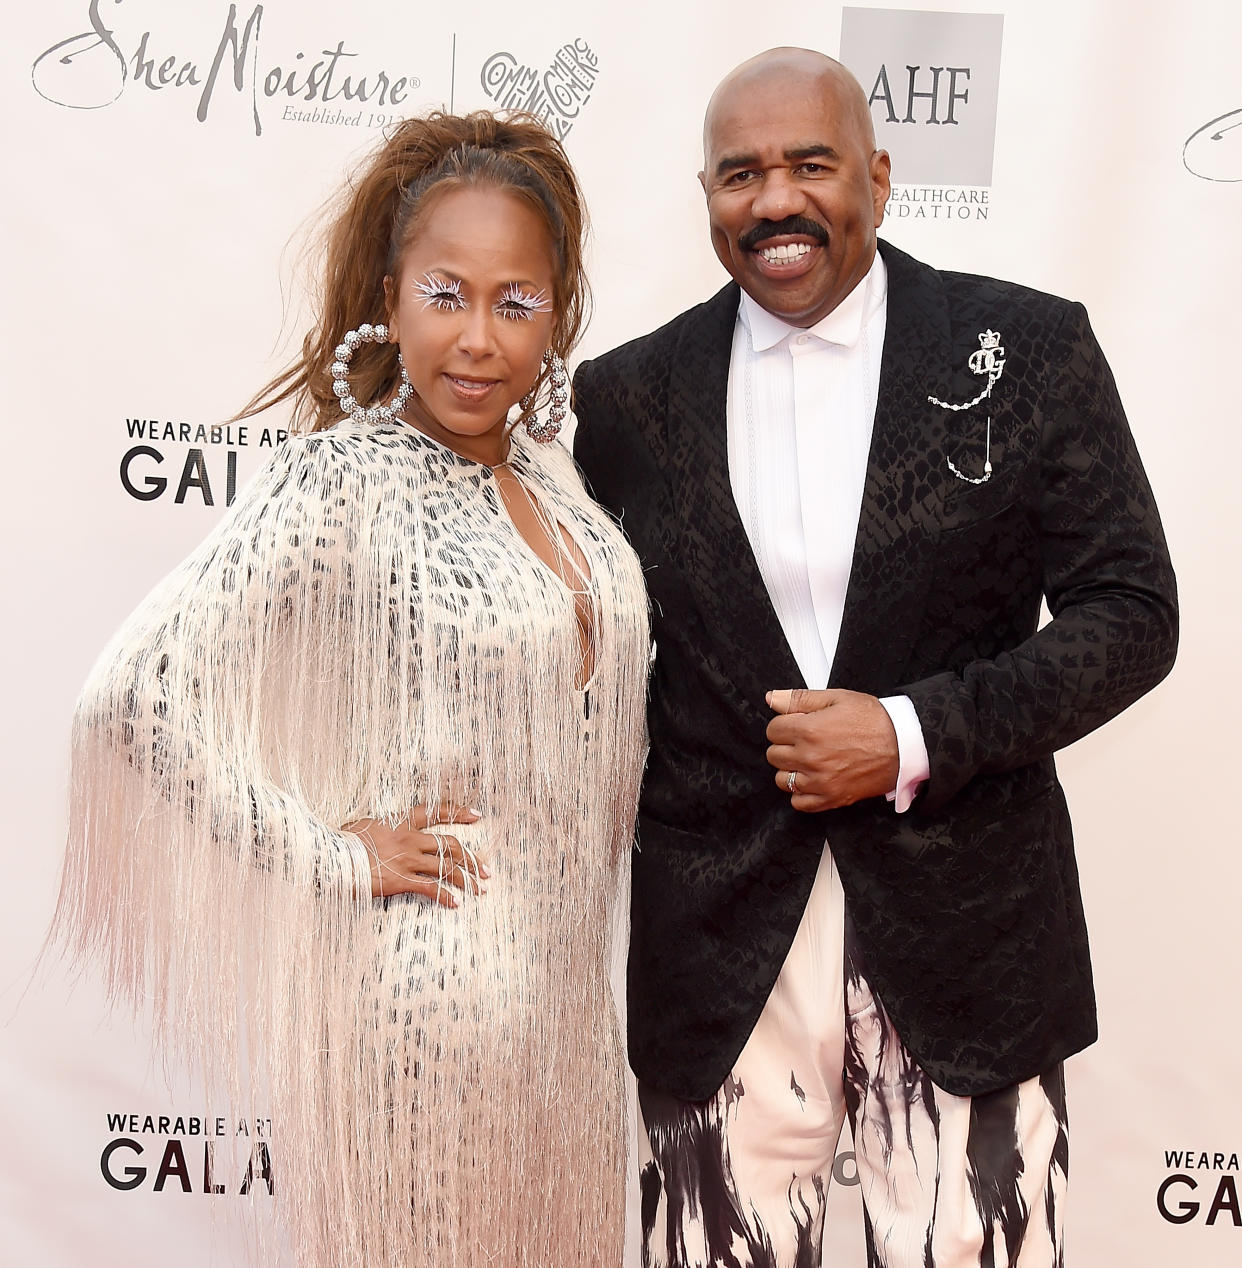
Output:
[386, 184, 557, 465]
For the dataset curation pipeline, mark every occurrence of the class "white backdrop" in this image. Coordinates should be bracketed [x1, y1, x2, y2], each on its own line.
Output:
[2, 1, 1239, 1264]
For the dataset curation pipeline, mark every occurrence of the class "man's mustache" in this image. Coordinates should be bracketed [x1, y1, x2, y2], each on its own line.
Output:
[739, 217, 829, 250]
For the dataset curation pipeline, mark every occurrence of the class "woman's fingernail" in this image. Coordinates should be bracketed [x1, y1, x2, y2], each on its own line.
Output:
[468, 806, 482, 818]
[765, 691, 773, 706]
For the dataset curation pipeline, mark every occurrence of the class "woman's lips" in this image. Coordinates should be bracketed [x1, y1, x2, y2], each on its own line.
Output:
[444, 373, 500, 402]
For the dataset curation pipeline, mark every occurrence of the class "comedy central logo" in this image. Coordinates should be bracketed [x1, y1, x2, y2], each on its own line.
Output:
[840, 7, 1004, 222]
[479, 38, 599, 140]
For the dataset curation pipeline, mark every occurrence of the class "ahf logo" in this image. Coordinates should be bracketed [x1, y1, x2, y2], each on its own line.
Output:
[839, 7, 1005, 188]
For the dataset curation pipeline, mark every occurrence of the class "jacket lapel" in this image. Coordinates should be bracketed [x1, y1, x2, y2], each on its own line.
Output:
[663, 244, 957, 708]
[829, 241, 953, 694]
[664, 284, 805, 708]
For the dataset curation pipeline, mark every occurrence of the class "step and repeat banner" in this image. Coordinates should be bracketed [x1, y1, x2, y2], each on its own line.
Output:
[2, 1, 1238, 1264]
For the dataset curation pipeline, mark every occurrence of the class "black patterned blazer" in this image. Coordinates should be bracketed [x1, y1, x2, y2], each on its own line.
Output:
[573, 240, 1177, 1101]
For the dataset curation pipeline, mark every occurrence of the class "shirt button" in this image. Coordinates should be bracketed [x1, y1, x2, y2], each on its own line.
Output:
[796, 334, 810, 346]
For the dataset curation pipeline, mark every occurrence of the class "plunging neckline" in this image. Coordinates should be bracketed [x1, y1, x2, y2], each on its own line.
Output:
[490, 460, 599, 693]
[384, 420, 600, 693]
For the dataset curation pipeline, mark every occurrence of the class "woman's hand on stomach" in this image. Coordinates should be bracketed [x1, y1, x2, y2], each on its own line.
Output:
[344, 806, 488, 904]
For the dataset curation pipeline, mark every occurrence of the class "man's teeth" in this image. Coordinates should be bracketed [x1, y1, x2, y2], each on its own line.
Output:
[759, 242, 813, 263]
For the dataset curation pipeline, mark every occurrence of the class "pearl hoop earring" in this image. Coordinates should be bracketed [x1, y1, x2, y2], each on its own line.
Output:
[331, 323, 414, 424]
[519, 351, 569, 443]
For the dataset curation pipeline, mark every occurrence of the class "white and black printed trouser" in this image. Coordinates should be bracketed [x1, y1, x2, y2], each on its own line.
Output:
[637, 847, 1069, 1268]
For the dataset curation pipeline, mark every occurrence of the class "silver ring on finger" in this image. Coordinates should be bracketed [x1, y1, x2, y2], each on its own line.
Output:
[785, 770, 798, 795]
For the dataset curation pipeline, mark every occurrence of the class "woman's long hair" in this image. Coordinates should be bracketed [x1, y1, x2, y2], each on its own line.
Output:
[241, 111, 590, 433]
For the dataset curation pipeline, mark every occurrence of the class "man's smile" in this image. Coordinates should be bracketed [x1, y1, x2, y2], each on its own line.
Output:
[735, 215, 830, 284]
[758, 242, 814, 263]
[749, 235, 823, 280]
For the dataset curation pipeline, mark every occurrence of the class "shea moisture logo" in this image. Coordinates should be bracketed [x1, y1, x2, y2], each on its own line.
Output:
[480, 39, 599, 139]
[1184, 99, 1242, 182]
[1157, 1148, 1241, 1227]
[119, 417, 288, 508]
[32, 0, 422, 135]
[101, 1110, 274, 1194]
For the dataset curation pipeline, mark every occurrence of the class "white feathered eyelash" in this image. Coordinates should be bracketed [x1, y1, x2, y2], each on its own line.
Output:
[413, 273, 465, 311]
[411, 275, 551, 321]
[496, 283, 552, 321]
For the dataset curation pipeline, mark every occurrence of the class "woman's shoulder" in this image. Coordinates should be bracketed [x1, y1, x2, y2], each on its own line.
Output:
[275, 419, 438, 483]
[509, 427, 578, 483]
[286, 417, 413, 458]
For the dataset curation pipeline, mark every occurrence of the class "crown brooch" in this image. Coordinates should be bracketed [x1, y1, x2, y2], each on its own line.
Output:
[928, 328, 1009, 485]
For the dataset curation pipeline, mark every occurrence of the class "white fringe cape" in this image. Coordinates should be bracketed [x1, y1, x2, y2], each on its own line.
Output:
[54, 418, 649, 1266]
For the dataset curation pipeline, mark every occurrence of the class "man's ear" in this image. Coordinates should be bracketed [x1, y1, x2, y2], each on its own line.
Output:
[870, 150, 892, 227]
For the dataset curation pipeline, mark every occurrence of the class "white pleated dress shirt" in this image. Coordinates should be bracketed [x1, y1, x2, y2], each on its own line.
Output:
[725, 253, 929, 811]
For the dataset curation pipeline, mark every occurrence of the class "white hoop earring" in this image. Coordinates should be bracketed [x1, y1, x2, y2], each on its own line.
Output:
[331, 323, 413, 424]
[519, 350, 569, 443]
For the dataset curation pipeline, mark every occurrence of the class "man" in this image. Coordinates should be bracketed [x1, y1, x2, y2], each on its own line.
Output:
[573, 48, 1178, 1268]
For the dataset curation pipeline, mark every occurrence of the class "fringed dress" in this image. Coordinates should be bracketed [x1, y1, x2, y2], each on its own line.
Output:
[56, 418, 650, 1267]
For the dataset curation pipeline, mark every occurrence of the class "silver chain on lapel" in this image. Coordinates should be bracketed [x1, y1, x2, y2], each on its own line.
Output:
[929, 329, 1006, 484]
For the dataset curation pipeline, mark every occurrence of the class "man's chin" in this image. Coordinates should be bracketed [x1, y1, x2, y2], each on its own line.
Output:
[740, 279, 832, 327]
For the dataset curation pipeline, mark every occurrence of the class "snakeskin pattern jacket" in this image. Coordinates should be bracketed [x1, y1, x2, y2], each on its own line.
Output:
[573, 240, 1178, 1100]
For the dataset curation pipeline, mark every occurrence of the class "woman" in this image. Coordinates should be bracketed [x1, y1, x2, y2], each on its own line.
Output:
[55, 112, 648, 1266]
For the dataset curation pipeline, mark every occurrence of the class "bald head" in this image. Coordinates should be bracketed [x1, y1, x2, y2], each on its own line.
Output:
[696, 46, 890, 327]
[703, 48, 877, 170]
